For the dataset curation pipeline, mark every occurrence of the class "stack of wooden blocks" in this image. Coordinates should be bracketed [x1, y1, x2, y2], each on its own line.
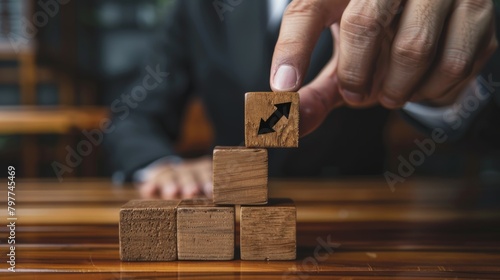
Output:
[120, 92, 299, 261]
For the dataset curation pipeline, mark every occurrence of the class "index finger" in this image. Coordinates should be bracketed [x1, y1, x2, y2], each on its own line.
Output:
[270, 0, 347, 92]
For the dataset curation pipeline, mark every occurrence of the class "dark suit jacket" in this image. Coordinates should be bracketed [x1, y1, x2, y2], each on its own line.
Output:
[104, 0, 500, 182]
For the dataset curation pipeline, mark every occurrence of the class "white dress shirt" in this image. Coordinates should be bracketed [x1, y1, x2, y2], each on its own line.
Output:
[267, 0, 289, 29]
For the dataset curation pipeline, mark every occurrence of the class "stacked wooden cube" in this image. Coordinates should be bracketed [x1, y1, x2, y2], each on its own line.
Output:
[120, 92, 299, 261]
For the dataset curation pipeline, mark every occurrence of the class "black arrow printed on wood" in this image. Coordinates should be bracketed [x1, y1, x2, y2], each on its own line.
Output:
[258, 102, 292, 135]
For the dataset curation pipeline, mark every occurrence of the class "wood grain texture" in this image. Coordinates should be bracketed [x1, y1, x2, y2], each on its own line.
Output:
[119, 199, 180, 261]
[0, 106, 108, 134]
[2, 179, 500, 279]
[177, 199, 235, 260]
[240, 198, 296, 260]
[245, 92, 299, 147]
[213, 146, 268, 205]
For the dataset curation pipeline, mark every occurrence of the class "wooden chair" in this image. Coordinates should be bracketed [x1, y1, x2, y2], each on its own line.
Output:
[0, 48, 108, 177]
[0, 0, 107, 177]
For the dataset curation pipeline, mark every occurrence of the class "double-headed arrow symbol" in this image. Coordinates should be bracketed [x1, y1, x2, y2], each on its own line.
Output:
[258, 102, 292, 135]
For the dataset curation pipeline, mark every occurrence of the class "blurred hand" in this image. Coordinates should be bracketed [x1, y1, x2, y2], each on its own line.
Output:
[270, 0, 498, 136]
[137, 156, 212, 199]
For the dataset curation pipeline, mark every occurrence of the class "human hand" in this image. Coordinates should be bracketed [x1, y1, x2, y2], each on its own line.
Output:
[270, 0, 498, 136]
[137, 156, 212, 199]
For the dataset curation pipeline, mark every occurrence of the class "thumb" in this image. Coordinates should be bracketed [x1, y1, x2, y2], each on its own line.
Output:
[299, 24, 344, 136]
[270, 0, 349, 92]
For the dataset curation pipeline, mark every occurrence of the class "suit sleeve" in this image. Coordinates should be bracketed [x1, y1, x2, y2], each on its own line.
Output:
[104, 1, 194, 183]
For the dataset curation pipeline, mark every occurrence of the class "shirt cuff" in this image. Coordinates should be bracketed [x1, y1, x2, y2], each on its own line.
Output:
[402, 78, 491, 139]
[132, 155, 183, 182]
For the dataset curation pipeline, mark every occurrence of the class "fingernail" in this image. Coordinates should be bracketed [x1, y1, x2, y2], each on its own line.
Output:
[203, 182, 213, 197]
[183, 185, 199, 198]
[381, 96, 401, 108]
[273, 65, 298, 91]
[162, 184, 178, 198]
[342, 90, 364, 103]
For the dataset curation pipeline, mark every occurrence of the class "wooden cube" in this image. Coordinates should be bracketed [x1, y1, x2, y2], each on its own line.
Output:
[213, 146, 268, 205]
[119, 199, 179, 261]
[177, 199, 235, 260]
[245, 92, 299, 148]
[240, 198, 296, 260]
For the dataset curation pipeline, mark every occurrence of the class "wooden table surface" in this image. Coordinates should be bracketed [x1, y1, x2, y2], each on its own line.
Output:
[1, 178, 499, 279]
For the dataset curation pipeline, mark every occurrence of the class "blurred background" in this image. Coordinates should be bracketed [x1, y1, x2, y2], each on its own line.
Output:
[0, 0, 499, 186]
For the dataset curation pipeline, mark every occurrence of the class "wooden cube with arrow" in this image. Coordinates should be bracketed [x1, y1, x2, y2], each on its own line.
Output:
[244, 92, 299, 148]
